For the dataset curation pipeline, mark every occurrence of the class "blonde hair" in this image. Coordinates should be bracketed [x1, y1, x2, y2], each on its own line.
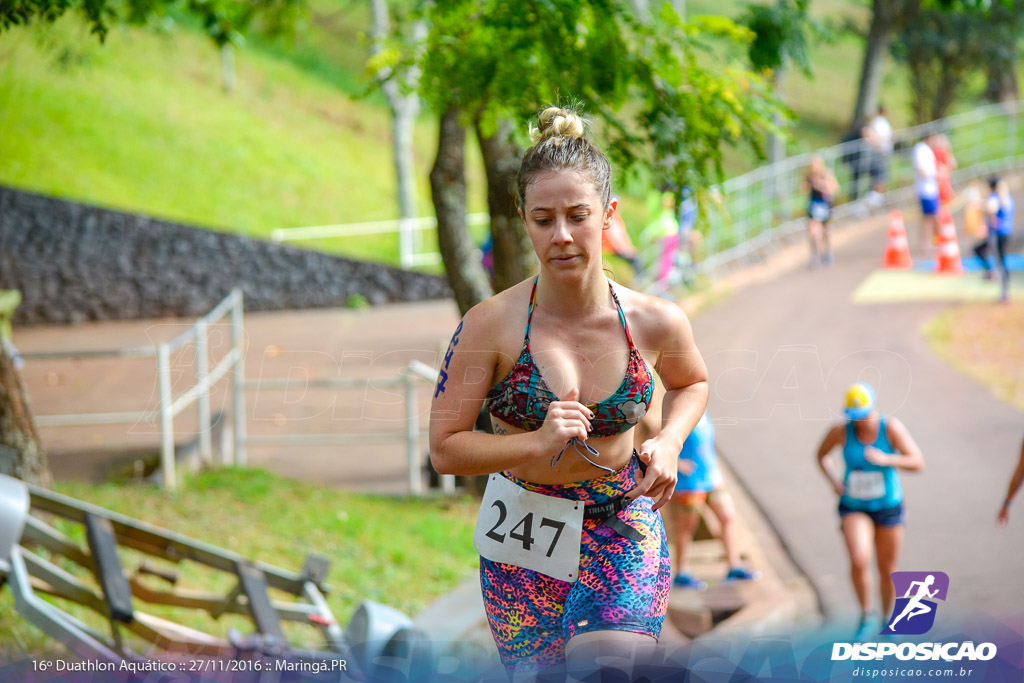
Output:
[531, 107, 586, 142]
[516, 106, 612, 209]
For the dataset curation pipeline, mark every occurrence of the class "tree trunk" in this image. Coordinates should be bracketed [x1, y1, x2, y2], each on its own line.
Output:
[476, 119, 535, 293]
[849, 0, 891, 134]
[392, 97, 420, 217]
[430, 108, 491, 316]
[983, 58, 1019, 103]
[221, 43, 236, 93]
[768, 67, 786, 166]
[849, 0, 920, 135]
[0, 342, 51, 487]
[931, 71, 960, 123]
[629, 0, 650, 21]
[372, 0, 423, 266]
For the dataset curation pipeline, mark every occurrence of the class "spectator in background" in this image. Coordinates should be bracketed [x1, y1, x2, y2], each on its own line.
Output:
[480, 234, 495, 286]
[802, 155, 840, 268]
[677, 185, 700, 272]
[997, 436, 1024, 527]
[643, 185, 701, 295]
[862, 106, 893, 207]
[601, 195, 643, 277]
[973, 176, 1015, 303]
[912, 132, 941, 255]
[642, 189, 683, 295]
[930, 133, 958, 206]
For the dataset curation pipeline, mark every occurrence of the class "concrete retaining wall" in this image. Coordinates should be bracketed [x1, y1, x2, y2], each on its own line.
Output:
[0, 186, 452, 325]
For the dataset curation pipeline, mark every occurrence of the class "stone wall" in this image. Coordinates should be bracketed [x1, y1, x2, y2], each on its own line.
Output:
[0, 186, 452, 325]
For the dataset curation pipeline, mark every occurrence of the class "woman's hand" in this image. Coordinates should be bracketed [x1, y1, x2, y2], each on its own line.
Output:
[863, 447, 896, 468]
[533, 387, 593, 458]
[678, 458, 696, 476]
[629, 434, 680, 512]
[832, 479, 845, 496]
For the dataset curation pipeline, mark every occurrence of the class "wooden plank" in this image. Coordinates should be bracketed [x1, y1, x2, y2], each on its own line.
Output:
[235, 561, 286, 641]
[84, 514, 134, 624]
[29, 489, 317, 595]
[20, 516, 91, 568]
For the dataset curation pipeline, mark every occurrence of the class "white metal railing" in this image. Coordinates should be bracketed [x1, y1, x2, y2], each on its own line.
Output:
[241, 359, 452, 496]
[269, 103, 1024, 286]
[21, 289, 246, 490]
[699, 100, 1024, 275]
[271, 213, 491, 269]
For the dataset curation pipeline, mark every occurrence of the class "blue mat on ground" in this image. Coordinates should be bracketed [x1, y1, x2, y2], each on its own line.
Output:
[914, 252, 1024, 272]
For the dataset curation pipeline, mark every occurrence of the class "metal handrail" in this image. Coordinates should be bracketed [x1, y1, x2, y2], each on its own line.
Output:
[266, 102, 1024, 286]
[271, 213, 491, 269]
[240, 358, 452, 496]
[21, 289, 246, 490]
[698, 100, 1023, 276]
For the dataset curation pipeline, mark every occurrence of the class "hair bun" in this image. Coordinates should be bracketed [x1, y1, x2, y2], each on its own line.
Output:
[532, 107, 585, 142]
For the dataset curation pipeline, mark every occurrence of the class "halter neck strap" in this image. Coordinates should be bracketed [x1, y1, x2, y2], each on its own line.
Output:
[525, 276, 635, 345]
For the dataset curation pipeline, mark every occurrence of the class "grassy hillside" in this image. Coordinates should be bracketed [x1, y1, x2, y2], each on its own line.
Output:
[0, 12, 476, 264]
[0, 0, 987, 266]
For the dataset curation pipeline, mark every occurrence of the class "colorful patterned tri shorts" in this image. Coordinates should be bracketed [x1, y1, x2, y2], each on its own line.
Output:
[479, 455, 671, 674]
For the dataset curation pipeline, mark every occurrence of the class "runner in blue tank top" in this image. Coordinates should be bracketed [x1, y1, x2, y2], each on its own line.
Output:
[666, 410, 760, 590]
[815, 382, 925, 642]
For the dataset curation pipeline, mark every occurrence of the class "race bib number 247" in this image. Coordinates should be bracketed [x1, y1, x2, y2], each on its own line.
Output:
[473, 475, 584, 582]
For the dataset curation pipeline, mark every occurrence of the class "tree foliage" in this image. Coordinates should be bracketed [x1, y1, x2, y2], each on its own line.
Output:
[0, 0, 305, 47]
[891, 0, 1024, 122]
[737, 0, 821, 77]
[409, 0, 781, 194]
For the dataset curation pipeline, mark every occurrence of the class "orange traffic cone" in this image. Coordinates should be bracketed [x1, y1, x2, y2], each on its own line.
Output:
[882, 210, 913, 269]
[934, 208, 963, 276]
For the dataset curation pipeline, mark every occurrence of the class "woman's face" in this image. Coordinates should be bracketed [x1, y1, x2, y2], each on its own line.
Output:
[520, 169, 613, 275]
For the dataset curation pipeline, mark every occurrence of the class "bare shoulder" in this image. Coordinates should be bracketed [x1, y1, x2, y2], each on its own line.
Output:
[610, 282, 692, 351]
[459, 278, 534, 349]
[820, 422, 847, 448]
[884, 415, 910, 438]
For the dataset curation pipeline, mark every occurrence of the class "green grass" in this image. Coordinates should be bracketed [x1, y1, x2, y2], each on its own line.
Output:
[0, 468, 480, 660]
[0, 15, 461, 264]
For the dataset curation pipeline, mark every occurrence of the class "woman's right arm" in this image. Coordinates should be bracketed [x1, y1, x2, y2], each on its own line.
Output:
[428, 303, 594, 476]
[816, 424, 845, 496]
[998, 437, 1024, 526]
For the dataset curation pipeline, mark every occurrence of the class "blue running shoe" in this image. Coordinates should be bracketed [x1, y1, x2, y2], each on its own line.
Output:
[725, 566, 762, 581]
[854, 611, 878, 643]
[672, 572, 707, 590]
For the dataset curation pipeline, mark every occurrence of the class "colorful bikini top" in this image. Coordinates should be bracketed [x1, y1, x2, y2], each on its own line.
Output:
[486, 277, 654, 437]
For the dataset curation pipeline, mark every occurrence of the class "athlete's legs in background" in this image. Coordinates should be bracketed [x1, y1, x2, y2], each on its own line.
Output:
[842, 513, 875, 614]
[875, 523, 904, 620]
[996, 233, 1010, 301]
[807, 219, 823, 264]
[706, 490, 740, 568]
[671, 501, 701, 575]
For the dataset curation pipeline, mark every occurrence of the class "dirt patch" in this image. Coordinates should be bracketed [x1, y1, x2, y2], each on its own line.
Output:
[925, 302, 1024, 412]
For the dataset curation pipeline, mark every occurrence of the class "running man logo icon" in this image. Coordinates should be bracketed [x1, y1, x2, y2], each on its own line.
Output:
[883, 571, 950, 635]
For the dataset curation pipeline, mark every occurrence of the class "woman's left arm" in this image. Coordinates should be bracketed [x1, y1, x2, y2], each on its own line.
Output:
[866, 417, 925, 471]
[627, 300, 709, 511]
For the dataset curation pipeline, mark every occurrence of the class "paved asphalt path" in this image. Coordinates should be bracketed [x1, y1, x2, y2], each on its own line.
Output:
[689, 211, 1024, 626]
